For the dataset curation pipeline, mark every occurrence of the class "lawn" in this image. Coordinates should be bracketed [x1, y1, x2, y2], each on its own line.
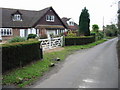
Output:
[106, 36, 116, 39]
[2, 39, 107, 88]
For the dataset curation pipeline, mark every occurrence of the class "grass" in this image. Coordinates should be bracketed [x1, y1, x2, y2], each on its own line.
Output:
[106, 36, 117, 39]
[2, 39, 107, 88]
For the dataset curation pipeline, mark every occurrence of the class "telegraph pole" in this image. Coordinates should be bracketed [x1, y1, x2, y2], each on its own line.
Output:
[103, 16, 105, 38]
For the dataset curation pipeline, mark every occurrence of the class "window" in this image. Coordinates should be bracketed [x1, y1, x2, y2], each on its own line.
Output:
[46, 15, 55, 22]
[0, 28, 12, 36]
[69, 21, 74, 26]
[13, 14, 22, 21]
[55, 30, 57, 35]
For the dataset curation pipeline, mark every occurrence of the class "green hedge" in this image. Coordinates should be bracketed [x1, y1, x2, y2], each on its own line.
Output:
[65, 36, 95, 46]
[1, 41, 43, 73]
[27, 34, 37, 40]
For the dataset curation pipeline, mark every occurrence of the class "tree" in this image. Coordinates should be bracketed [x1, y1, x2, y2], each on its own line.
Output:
[92, 24, 99, 33]
[105, 24, 118, 37]
[92, 24, 100, 40]
[79, 7, 90, 36]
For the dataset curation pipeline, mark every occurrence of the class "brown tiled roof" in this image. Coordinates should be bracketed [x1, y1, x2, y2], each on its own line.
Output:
[0, 7, 58, 28]
[61, 17, 70, 28]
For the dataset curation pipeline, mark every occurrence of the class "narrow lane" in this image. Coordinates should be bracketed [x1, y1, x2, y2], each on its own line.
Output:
[32, 38, 118, 88]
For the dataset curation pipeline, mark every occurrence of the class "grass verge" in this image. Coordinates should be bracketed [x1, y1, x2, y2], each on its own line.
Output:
[2, 39, 107, 88]
[106, 36, 117, 39]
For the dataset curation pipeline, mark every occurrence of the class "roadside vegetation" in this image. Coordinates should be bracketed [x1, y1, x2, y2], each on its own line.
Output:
[2, 39, 107, 88]
[91, 24, 104, 41]
[104, 24, 118, 37]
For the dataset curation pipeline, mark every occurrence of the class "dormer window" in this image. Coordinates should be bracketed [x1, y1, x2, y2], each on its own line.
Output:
[12, 10, 22, 21]
[69, 21, 74, 26]
[46, 15, 55, 22]
[13, 14, 22, 21]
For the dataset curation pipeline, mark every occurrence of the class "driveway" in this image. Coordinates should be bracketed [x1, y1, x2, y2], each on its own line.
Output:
[30, 38, 118, 88]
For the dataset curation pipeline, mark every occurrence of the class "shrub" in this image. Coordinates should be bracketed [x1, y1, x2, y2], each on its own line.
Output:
[90, 32, 96, 37]
[95, 32, 104, 40]
[66, 31, 76, 38]
[8, 36, 26, 43]
[98, 32, 104, 39]
[64, 32, 68, 36]
[27, 34, 37, 40]
[52, 35, 61, 38]
[91, 31, 104, 41]
[2, 40, 43, 73]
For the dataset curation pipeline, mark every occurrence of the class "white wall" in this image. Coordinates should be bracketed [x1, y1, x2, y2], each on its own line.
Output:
[28, 28, 36, 35]
[20, 29, 25, 37]
[47, 29, 67, 38]
[20, 28, 38, 37]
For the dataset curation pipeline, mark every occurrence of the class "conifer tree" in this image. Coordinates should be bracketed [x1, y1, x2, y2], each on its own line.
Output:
[79, 7, 90, 36]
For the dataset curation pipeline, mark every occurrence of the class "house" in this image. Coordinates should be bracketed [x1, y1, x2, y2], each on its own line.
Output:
[0, 7, 67, 40]
[62, 17, 78, 31]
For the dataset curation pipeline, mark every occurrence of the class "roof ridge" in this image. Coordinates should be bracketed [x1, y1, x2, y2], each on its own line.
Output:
[38, 6, 51, 12]
[0, 6, 52, 12]
[0, 6, 53, 13]
[0, 7, 39, 12]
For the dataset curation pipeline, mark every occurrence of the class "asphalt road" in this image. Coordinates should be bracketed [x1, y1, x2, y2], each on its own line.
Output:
[31, 38, 118, 88]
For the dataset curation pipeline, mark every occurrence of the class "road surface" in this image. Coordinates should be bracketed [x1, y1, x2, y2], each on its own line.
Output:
[31, 38, 118, 88]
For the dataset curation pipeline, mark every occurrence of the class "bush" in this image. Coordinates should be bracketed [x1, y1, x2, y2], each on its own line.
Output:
[49, 33, 54, 38]
[8, 36, 26, 43]
[91, 31, 104, 41]
[27, 34, 37, 40]
[2, 41, 43, 73]
[90, 32, 96, 37]
[95, 32, 104, 40]
[67, 31, 76, 37]
[65, 36, 95, 46]
[98, 32, 104, 39]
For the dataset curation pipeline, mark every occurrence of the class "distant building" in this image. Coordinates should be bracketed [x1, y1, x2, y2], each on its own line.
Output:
[61, 17, 78, 31]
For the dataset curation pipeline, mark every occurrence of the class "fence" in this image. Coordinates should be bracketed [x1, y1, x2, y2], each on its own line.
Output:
[39, 36, 63, 51]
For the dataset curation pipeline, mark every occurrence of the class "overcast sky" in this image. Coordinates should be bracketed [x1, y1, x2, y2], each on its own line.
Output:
[0, 0, 119, 29]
